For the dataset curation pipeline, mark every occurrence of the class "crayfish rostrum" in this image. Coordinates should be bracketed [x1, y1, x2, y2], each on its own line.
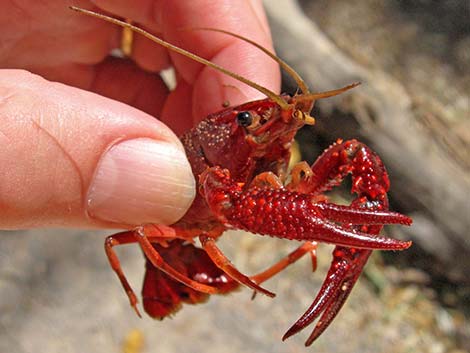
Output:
[72, 7, 412, 346]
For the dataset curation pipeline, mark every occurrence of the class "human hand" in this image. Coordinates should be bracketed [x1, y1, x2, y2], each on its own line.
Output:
[0, 0, 280, 229]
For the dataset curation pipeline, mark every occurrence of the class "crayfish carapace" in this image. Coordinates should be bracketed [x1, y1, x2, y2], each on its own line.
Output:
[71, 6, 412, 346]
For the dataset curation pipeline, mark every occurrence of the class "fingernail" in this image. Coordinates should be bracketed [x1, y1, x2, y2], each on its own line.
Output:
[87, 138, 195, 225]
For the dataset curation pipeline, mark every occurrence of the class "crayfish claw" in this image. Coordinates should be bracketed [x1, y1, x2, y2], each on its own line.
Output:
[304, 276, 355, 346]
[316, 219, 412, 250]
[315, 202, 413, 226]
[283, 246, 370, 344]
[282, 262, 348, 341]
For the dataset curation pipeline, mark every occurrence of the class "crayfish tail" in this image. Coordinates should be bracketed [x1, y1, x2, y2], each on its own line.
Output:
[142, 241, 239, 319]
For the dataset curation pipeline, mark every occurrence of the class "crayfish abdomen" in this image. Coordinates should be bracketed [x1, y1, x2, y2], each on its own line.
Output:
[142, 240, 238, 318]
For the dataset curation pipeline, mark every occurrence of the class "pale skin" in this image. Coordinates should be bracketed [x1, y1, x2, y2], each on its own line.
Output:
[0, 0, 280, 229]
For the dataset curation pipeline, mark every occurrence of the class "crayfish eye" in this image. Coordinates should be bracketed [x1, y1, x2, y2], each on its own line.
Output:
[236, 111, 252, 127]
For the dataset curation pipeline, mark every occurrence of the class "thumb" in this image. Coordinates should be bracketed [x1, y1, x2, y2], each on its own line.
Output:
[0, 70, 195, 229]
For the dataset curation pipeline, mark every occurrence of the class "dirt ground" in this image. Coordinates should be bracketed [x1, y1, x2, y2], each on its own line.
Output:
[1, 228, 468, 353]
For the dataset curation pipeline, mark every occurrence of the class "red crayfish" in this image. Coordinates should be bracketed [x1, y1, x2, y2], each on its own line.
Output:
[72, 7, 412, 346]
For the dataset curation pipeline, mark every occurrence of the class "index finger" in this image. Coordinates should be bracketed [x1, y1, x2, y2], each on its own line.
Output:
[90, 0, 281, 129]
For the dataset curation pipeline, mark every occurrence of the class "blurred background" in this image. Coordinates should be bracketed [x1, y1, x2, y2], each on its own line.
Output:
[1, 0, 468, 352]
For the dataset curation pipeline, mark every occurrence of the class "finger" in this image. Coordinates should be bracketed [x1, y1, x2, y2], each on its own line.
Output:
[91, 0, 281, 122]
[0, 70, 195, 229]
[1, 2, 118, 70]
[160, 0, 281, 123]
[90, 0, 159, 27]
[80, 1, 172, 73]
[159, 80, 194, 136]
[131, 33, 171, 73]
[90, 0, 271, 43]
[88, 56, 169, 117]
[33, 57, 169, 118]
[2, 3, 171, 88]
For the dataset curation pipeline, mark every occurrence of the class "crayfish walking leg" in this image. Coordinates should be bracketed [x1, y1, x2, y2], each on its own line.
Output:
[105, 224, 277, 317]
[104, 224, 220, 316]
[199, 232, 276, 297]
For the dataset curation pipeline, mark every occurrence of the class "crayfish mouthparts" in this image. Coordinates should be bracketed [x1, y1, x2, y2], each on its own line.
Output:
[293, 110, 316, 125]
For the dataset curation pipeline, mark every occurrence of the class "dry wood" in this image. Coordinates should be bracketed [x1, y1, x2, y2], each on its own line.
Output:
[264, 0, 470, 281]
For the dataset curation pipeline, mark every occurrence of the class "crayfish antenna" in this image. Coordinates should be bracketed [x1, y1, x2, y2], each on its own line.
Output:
[191, 28, 310, 94]
[294, 82, 361, 103]
[69, 6, 291, 110]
